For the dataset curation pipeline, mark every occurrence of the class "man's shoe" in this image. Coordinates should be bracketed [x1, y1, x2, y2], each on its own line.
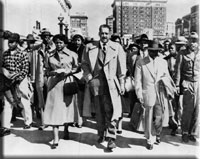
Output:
[107, 138, 117, 149]
[189, 135, 196, 142]
[156, 135, 161, 144]
[23, 124, 31, 129]
[0, 128, 11, 137]
[171, 129, 177, 136]
[97, 136, 105, 143]
[146, 143, 153, 150]
[168, 116, 178, 130]
[38, 125, 48, 131]
[182, 134, 189, 143]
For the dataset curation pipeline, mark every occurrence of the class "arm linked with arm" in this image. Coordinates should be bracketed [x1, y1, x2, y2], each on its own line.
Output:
[81, 45, 93, 83]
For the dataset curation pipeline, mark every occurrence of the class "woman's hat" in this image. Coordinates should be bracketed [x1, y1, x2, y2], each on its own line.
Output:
[148, 39, 162, 51]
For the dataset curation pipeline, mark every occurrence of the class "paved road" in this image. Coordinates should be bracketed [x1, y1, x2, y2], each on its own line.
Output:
[1, 116, 199, 159]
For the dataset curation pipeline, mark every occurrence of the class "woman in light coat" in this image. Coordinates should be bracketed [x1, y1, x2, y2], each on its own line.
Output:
[43, 34, 79, 149]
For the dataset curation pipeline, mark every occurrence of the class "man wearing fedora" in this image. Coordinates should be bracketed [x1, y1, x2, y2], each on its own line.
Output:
[135, 34, 150, 59]
[0, 33, 31, 136]
[135, 39, 173, 150]
[174, 32, 200, 143]
[23, 34, 43, 123]
[36, 29, 55, 130]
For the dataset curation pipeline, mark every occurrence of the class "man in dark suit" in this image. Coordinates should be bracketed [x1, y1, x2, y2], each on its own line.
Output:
[81, 24, 126, 149]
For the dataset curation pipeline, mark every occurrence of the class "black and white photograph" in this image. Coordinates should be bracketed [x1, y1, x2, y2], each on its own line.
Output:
[0, 0, 199, 159]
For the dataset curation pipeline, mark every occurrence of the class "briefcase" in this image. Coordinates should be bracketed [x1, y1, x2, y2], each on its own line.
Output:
[130, 102, 145, 131]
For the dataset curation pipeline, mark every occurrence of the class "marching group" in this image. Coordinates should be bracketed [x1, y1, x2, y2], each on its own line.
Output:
[0, 24, 199, 151]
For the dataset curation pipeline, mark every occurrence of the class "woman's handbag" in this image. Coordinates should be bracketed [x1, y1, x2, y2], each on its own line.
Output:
[63, 76, 79, 96]
[124, 76, 135, 92]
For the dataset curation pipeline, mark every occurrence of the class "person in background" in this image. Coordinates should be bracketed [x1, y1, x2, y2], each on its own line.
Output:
[68, 32, 86, 128]
[164, 43, 179, 136]
[37, 29, 55, 130]
[126, 43, 140, 117]
[0, 33, 31, 137]
[162, 39, 171, 57]
[82, 24, 126, 149]
[43, 34, 80, 149]
[174, 32, 200, 143]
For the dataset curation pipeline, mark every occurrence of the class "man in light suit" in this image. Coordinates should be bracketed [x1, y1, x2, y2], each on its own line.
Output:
[81, 24, 126, 149]
[134, 39, 171, 150]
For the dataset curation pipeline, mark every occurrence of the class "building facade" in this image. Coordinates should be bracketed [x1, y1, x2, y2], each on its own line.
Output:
[70, 13, 88, 38]
[175, 5, 199, 37]
[112, 0, 167, 39]
[106, 15, 114, 34]
[165, 22, 175, 38]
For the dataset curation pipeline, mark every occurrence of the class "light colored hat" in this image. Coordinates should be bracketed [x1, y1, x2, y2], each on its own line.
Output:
[190, 32, 198, 39]
[175, 36, 188, 45]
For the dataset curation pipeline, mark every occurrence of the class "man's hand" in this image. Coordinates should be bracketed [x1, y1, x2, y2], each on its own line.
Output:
[138, 98, 144, 104]
[120, 84, 125, 95]
[176, 86, 180, 95]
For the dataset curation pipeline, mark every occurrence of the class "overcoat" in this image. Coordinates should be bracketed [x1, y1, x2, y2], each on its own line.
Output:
[43, 47, 79, 126]
[81, 40, 126, 121]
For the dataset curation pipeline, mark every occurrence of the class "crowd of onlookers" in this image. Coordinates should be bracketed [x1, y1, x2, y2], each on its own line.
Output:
[0, 25, 199, 150]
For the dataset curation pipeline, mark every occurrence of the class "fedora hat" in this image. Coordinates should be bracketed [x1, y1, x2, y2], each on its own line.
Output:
[148, 39, 162, 51]
[24, 34, 36, 42]
[39, 28, 53, 37]
[175, 36, 188, 45]
[136, 34, 150, 44]
[190, 32, 198, 39]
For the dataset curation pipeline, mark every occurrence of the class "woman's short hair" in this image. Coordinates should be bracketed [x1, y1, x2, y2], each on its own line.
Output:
[52, 34, 68, 44]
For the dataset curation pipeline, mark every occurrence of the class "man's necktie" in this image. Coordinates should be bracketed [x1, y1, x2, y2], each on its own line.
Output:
[102, 43, 106, 63]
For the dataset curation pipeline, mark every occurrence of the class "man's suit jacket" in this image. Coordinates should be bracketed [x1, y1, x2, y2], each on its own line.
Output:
[81, 40, 126, 120]
[134, 55, 170, 107]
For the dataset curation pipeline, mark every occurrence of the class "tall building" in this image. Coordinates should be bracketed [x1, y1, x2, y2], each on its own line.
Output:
[106, 15, 114, 34]
[111, 0, 167, 39]
[166, 22, 175, 38]
[70, 13, 88, 38]
[175, 4, 199, 37]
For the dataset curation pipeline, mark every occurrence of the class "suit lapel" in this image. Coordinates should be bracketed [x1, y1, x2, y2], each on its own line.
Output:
[104, 41, 117, 65]
[145, 56, 156, 81]
[88, 43, 99, 71]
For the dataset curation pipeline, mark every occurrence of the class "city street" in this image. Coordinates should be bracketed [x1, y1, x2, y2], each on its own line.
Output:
[1, 115, 199, 159]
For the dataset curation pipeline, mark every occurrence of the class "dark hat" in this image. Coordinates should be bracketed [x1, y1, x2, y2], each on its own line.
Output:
[2, 30, 12, 39]
[148, 39, 162, 51]
[128, 43, 140, 50]
[8, 33, 20, 42]
[39, 28, 53, 37]
[24, 34, 36, 42]
[136, 34, 150, 44]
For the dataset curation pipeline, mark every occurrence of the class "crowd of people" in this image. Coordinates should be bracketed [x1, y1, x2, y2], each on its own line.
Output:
[0, 24, 199, 151]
